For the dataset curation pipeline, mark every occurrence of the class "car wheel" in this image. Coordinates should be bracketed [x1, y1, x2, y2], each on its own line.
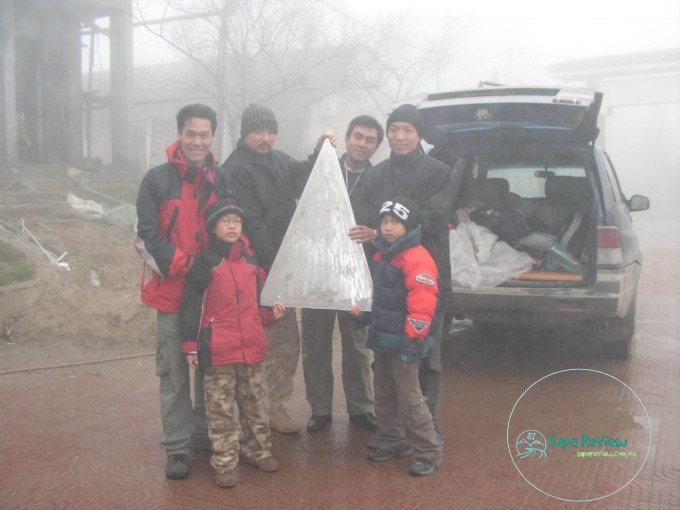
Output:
[601, 301, 636, 360]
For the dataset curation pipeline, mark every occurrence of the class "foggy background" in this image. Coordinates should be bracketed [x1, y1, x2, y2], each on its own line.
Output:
[86, 0, 680, 219]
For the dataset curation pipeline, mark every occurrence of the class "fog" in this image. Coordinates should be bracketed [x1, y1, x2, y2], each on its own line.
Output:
[128, 0, 680, 220]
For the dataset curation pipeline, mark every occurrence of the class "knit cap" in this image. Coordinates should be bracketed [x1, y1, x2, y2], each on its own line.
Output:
[386, 104, 424, 137]
[205, 196, 245, 231]
[379, 196, 420, 232]
[240, 103, 278, 138]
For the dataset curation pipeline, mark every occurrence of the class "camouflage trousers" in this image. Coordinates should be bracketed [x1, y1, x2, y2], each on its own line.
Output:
[262, 308, 300, 412]
[203, 363, 271, 473]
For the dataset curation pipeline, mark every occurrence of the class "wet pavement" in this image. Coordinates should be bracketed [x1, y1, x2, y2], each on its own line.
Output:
[1, 217, 679, 509]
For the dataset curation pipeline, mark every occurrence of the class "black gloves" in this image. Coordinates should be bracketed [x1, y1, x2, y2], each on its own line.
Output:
[186, 254, 213, 290]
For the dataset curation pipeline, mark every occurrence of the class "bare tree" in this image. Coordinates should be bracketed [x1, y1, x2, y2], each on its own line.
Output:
[134, 0, 365, 154]
[133, 0, 463, 155]
[347, 9, 463, 111]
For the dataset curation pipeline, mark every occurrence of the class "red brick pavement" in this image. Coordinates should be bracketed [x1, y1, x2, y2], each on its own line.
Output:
[1, 218, 678, 509]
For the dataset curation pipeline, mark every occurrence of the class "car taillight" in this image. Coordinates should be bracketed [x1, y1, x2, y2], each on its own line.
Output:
[597, 226, 623, 265]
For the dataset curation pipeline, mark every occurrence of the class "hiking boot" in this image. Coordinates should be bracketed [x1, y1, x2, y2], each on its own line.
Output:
[215, 470, 237, 488]
[367, 445, 413, 462]
[165, 453, 190, 479]
[269, 407, 301, 434]
[306, 414, 332, 433]
[241, 454, 280, 472]
[408, 457, 442, 476]
[349, 412, 377, 431]
[255, 456, 279, 472]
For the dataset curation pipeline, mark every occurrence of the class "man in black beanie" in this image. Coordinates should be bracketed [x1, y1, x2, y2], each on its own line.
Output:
[239, 103, 279, 144]
[220, 103, 334, 434]
[350, 103, 455, 434]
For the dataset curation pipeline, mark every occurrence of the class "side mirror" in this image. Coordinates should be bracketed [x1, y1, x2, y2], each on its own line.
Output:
[628, 194, 650, 212]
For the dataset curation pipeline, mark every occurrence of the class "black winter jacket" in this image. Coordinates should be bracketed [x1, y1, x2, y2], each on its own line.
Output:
[221, 141, 316, 271]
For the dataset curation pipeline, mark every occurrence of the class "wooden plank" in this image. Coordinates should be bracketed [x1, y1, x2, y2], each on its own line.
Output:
[517, 271, 583, 282]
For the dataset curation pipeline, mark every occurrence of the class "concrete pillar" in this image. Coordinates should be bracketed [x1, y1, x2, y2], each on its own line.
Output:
[109, 0, 134, 168]
[65, 6, 83, 164]
[1, 0, 19, 163]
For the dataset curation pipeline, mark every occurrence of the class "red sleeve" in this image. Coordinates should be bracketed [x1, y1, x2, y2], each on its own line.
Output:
[402, 247, 439, 339]
[182, 340, 198, 353]
[260, 308, 276, 327]
[169, 249, 193, 278]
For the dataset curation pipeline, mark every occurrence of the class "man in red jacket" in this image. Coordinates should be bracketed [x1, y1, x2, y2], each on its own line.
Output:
[136, 103, 224, 480]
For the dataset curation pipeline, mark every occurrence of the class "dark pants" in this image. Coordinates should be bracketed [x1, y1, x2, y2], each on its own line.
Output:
[301, 308, 374, 415]
[419, 314, 444, 422]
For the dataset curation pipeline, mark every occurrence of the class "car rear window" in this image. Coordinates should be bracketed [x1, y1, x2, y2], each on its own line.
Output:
[487, 165, 586, 198]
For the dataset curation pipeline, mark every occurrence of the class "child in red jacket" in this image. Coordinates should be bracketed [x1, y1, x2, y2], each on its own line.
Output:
[350, 197, 442, 476]
[180, 198, 285, 488]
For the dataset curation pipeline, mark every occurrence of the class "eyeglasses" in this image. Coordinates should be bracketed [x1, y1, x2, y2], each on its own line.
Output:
[220, 218, 242, 225]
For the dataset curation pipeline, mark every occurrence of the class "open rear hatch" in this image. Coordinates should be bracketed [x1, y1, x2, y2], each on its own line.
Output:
[416, 87, 603, 289]
[417, 86, 603, 148]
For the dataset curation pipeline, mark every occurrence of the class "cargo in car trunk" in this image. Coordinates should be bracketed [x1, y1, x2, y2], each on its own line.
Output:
[446, 153, 597, 288]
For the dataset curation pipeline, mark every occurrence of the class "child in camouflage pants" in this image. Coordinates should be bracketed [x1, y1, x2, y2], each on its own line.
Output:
[180, 198, 285, 488]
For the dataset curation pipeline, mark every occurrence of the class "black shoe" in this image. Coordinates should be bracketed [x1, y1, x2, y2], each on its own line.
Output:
[165, 453, 190, 479]
[306, 414, 332, 433]
[349, 412, 378, 431]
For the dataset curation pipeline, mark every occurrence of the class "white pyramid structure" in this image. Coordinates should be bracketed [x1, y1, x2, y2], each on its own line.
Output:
[260, 140, 373, 311]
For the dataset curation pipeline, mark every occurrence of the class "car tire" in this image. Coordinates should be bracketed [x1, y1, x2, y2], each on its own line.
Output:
[601, 301, 636, 360]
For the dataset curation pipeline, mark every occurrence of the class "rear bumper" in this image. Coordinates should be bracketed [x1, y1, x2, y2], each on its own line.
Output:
[448, 265, 638, 323]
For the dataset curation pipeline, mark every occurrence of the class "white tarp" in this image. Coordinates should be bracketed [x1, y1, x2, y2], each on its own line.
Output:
[260, 140, 373, 310]
[450, 221, 534, 288]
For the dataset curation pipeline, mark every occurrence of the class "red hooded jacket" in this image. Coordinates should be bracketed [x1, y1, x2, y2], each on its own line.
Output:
[135, 141, 223, 313]
[179, 236, 275, 367]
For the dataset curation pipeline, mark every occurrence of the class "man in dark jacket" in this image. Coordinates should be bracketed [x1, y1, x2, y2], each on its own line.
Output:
[350, 104, 455, 428]
[221, 103, 334, 434]
[135, 103, 223, 479]
[301, 115, 383, 433]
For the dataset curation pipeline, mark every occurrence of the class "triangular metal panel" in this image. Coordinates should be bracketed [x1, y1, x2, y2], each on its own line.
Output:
[260, 140, 373, 310]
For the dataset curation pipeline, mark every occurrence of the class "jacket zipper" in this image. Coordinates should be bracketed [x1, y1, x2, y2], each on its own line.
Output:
[165, 206, 179, 240]
[226, 261, 247, 364]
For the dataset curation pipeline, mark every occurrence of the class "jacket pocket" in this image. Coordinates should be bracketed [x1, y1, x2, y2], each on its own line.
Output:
[408, 395, 431, 429]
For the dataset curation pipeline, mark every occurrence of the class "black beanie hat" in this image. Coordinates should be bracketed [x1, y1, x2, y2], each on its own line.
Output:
[386, 104, 424, 137]
[240, 103, 278, 138]
[379, 196, 420, 232]
[205, 196, 245, 231]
